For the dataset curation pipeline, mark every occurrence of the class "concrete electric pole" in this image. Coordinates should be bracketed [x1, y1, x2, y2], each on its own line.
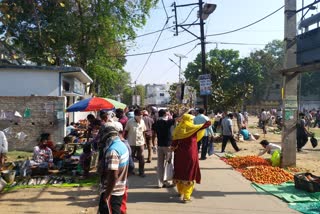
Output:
[281, 0, 298, 167]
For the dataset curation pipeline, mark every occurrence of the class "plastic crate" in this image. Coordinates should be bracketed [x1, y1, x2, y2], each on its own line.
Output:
[294, 173, 320, 193]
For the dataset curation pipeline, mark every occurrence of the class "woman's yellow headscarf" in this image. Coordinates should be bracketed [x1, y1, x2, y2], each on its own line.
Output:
[172, 114, 205, 142]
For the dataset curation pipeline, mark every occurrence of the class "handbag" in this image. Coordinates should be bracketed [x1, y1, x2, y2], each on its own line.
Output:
[163, 162, 174, 181]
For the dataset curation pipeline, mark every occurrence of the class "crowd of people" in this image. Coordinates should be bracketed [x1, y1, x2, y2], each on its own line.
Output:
[5, 105, 320, 214]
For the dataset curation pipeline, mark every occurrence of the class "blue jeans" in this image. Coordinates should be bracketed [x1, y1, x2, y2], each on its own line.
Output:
[198, 136, 209, 159]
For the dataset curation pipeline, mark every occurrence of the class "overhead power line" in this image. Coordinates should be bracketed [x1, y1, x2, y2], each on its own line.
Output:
[134, 0, 173, 82]
[134, 20, 169, 82]
[207, 5, 284, 37]
[122, 39, 198, 57]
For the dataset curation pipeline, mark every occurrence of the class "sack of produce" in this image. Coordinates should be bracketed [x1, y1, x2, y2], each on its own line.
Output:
[270, 150, 281, 167]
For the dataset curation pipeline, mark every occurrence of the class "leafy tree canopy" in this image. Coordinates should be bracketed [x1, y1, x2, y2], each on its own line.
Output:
[0, 0, 158, 97]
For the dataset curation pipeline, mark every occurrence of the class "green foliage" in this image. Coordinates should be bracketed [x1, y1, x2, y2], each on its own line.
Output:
[248, 40, 284, 103]
[0, 0, 158, 98]
[136, 84, 145, 106]
[122, 87, 134, 106]
[184, 49, 262, 111]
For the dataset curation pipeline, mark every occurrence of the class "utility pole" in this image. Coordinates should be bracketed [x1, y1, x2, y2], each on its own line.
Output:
[173, 1, 216, 114]
[281, 0, 297, 167]
[199, 0, 207, 113]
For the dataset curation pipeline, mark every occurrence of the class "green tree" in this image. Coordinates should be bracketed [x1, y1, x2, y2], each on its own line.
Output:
[135, 84, 145, 106]
[248, 39, 284, 103]
[184, 49, 262, 111]
[0, 0, 157, 97]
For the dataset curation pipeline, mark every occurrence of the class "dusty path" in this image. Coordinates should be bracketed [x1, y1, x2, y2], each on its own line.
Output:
[0, 155, 298, 214]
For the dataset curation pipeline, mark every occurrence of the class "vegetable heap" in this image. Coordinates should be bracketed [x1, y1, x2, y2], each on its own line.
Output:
[225, 155, 294, 184]
[226, 156, 270, 169]
[242, 166, 294, 184]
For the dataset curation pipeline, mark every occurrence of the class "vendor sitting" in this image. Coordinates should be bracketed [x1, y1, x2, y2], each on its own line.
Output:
[258, 140, 281, 156]
[41, 133, 68, 161]
[31, 136, 53, 168]
[239, 126, 256, 141]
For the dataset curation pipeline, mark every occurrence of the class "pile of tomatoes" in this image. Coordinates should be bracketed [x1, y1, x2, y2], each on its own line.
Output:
[225, 156, 294, 184]
[226, 156, 270, 169]
[242, 166, 294, 184]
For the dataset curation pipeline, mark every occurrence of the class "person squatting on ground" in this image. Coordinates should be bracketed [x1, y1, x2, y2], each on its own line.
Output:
[124, 109, 147, 177]
[152, 109, 176, 188]
[221, 113, 241, 153]
[142, 110, 155, 163]
[258, 140, 281, 156]
[194, 108, 213, 160]
[171, 113, 211, 203]
[98, 126, 129, 214]
[239, 126, 256, 141]
[31, 136, 53, 168]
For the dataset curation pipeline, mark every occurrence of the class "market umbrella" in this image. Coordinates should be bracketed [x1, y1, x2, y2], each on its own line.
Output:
[66, 97, 114, 112]
[104, 98, 126, 109]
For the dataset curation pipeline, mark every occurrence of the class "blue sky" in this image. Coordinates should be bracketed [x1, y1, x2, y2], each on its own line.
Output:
[124, 0, 312, 85]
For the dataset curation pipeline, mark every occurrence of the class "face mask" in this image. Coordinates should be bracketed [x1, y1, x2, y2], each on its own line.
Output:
[135, 116, 142, 122]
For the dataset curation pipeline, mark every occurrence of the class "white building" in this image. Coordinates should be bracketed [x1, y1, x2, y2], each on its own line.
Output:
[0, 65, 92, 98]
[145, 84, 171, 106]
[0, 65, 93, 149]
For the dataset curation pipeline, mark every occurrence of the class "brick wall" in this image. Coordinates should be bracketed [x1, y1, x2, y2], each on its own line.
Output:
[0, 96, 66, 151]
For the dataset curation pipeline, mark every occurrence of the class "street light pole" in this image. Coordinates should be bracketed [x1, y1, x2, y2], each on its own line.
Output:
[173, 0, 216, 113]
[199, 0, 207, 113]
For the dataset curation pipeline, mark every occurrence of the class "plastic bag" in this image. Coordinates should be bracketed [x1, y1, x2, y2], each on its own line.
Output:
[310, 137, 318, 148]
[163, 162, 174, 181]
[271, 150, 281, 167]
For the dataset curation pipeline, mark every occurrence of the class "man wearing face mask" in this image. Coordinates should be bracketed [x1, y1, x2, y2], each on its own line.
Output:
[124, 109, 147, 177]
[152, 109, 176, 188]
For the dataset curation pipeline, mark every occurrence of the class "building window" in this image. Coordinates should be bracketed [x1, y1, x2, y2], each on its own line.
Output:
[275, 84, 280, 89]
[159, 93, 164, 97]
[63, 80, 70, 92]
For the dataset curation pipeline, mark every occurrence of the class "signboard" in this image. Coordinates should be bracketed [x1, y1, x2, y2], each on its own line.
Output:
[199, 78, 212, 96]
[73, 78, 85, 95]
[198, 74, 211, 80]
[284, 95, 297, 108]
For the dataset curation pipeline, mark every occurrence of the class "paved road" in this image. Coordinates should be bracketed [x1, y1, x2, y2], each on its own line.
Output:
[127, 154, 298, 214]
[0, 154, 299, 214]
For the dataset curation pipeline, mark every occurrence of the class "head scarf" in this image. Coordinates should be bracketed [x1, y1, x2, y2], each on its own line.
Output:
[172, 114, 205, 142]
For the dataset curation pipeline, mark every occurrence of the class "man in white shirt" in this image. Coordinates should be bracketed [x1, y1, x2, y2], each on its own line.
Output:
[0, 131, 8, 167]
[124, 109, 147, 177]
[258, 140, 281, 156]
[221, 113, 240, 153]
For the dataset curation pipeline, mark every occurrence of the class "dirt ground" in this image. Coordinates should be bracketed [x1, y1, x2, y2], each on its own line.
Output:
[215, 116, 320, 175]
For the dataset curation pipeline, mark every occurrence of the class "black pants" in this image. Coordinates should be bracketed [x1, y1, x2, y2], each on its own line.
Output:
[297, 134, 308, 150]
[98, 193, 123, 214]
[221, 135, 240, 152]
[197, 136, 209, 159]
[131, 145, 145, 175]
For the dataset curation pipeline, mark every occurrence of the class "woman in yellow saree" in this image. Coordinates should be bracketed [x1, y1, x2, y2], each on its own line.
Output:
[171, 113, 211, 203]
